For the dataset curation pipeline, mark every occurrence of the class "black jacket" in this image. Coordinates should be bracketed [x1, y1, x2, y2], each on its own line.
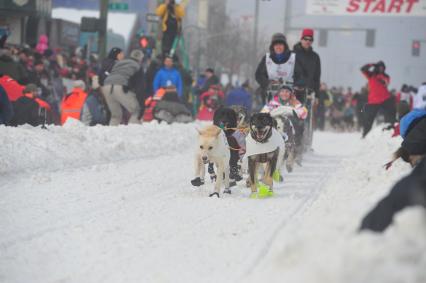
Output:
[293, 42, 321, 93]
[9, 96, 44, 126]
[402, 117, 426, 156]
[128, 67, 146, 108]
[360, 157, 426, 232]
[98, 58, 116, 86]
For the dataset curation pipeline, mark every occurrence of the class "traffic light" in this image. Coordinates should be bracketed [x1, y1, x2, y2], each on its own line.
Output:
[412, 40, 420, 57]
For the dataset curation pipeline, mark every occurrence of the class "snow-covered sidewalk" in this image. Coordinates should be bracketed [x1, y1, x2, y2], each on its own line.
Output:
[0, 123, 424, 283]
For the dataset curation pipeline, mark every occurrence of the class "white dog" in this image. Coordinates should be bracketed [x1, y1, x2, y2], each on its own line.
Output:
[191, 125, 231, 197]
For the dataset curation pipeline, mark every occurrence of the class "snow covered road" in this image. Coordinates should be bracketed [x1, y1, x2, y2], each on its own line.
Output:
[0, 123, 424, 283]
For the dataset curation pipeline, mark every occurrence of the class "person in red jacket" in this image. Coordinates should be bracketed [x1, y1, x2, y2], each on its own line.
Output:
[360, 61, 396, 138]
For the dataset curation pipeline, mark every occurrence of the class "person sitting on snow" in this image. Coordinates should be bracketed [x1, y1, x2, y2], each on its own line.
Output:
[148, 55, 192, 124]
[153, 54, 183, 99]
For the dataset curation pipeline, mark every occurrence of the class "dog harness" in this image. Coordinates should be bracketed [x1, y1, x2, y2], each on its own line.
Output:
[245, 128, 285, 157]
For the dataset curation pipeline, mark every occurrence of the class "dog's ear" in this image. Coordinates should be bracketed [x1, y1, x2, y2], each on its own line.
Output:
[215, 127, 222, 137]
[272, 118, 278, 128]
[195, 127, 203, 135]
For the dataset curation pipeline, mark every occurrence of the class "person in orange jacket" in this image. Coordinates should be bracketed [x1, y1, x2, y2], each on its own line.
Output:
[156, 0, 185, 55]
[60, 80, 89, 125]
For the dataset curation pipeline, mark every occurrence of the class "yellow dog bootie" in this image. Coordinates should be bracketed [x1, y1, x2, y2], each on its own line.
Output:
[272, 170, 283, 183]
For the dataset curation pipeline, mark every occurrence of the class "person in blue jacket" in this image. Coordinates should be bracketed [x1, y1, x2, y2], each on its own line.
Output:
[0, 84, 13, 125]
[153, 54, 183, 99]
[225, 81, 252, 113]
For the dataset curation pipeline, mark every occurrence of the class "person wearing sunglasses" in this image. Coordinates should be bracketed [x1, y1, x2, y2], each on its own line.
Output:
[293, 29, 321, 152]
[293, 29, 321, 103]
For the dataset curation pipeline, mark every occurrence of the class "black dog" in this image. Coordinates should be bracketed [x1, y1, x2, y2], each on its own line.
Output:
[247, 113, 280, 195]
[208, 107, 242, 186]
[229, 105, 250, 129]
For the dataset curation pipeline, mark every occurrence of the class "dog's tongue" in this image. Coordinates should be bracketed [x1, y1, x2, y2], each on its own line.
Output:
[256, 131, 265, 140]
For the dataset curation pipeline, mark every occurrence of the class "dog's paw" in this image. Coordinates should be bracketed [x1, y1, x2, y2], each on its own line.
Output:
[223, 188, 232, 194]
[209, 192, 220, 198]
[191, 177, 204, 187]
[286, 165, 293, 173]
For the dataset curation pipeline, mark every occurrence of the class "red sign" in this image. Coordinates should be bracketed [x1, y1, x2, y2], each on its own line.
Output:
[306, 0, 426, 16]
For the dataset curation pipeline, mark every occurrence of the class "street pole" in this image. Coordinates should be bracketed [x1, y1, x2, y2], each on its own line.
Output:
[99, 0, 109, 59]
[283, 0, 291, 36]
[253, 0, 259, 70]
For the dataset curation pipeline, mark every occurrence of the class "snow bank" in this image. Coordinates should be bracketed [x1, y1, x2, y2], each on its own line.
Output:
[248, 128, 426, 283]
[0, 120, 197, 175]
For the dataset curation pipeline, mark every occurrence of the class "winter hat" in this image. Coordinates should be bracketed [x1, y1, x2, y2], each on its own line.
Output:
[130, 49, 144, 62]
[23, 84, 38, 94]
[376, 60, 386, 70]
[269, 33, 289, 54]
[271, 33, 287, 46]
[280, 84, 294, 93]
[107, 47, 123, 60]
[73, 80, 86, 90]
[301, 29, 314, 39]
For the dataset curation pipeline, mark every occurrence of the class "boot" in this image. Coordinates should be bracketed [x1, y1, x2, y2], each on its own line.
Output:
[230, 164, 243, 182]
[208, 163, 216, 182]
[191, 177, 204, 186]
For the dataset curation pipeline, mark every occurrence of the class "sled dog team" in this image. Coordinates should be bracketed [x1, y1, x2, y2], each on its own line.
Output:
[191, 107, 294, 198]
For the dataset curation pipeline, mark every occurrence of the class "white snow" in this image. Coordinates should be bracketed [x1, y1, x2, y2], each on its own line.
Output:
[0, 122, 424, 283]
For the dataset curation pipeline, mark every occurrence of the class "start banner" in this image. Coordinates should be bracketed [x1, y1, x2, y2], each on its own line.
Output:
[306, 0, 426, 16]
